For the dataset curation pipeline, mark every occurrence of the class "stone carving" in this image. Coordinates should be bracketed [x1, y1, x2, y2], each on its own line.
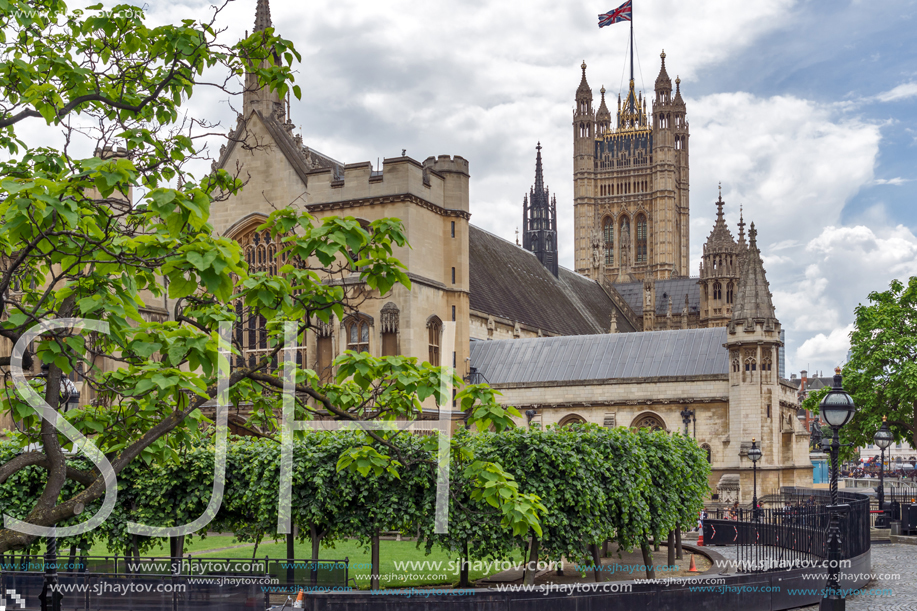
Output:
[717, 474, 741, 504]
[380, 302, 399, 333]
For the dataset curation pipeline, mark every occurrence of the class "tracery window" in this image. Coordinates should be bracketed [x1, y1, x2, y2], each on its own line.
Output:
[344, 316, 370, 353]
[713, 281, 722, 301]
[234, 229, 297, 370]
[632, 414, 666, 431]
[635, 214, 648, 263]
[726, 282, 734, 304]
[427, 316, 442, 366]
[603, 217, 614, 265]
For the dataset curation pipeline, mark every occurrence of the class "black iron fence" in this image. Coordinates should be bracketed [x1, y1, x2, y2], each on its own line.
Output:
[0, 554, 351, 611]
[703, 488, 870, 573]
[0, 555, 348, 586]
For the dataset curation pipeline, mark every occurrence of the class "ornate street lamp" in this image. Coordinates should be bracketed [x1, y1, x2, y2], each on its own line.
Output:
[819, 367, 856, 611]
[748, 439, 762, 522]
[680, 407, 695, 437]
[873, 416, 894, 528]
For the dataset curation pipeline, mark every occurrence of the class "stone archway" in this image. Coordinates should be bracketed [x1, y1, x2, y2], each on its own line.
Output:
[630, 411, 667, 432]
[558, 414, 587, 428]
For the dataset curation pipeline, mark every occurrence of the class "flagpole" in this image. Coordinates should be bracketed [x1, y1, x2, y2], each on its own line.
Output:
[629, 16, 634, 85]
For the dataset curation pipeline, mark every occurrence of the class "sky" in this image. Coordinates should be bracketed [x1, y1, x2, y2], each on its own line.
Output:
[34, 0, 917, 377]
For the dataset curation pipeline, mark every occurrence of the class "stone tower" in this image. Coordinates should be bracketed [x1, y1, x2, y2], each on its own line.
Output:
[523, 143, 559, 276]
[725, 223, 783, 486]
[242, 0, 287, 120]
[698, 188, 743, 328]
[573, 52, 690, 283]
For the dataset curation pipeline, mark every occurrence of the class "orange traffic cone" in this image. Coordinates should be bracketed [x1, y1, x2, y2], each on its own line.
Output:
[293, 591, 304, 608]
[696, 533, 703, 547]
[688, 555, 699, 572]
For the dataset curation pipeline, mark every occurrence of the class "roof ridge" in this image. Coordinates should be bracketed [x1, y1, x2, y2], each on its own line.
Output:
[469, 224, 585, 278]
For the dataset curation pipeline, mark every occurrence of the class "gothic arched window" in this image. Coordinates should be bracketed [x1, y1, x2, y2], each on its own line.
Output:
[700, 443, 712, 463]
[603, 217, 614, 265]
[635, 214, 648, 263]
[713, 281, 722, 301]
[427, 316, 442, 366]
[344, 316, 370, 354]
[726, 282, 734, 304]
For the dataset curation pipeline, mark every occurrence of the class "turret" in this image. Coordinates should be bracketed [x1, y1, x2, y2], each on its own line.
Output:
[699, 186, 741, 328]
[574, 61, 595, 162]
[243, 0, 287, 120]
[596, 87, 611, 137]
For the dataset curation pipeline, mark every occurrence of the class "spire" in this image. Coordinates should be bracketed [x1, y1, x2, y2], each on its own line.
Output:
[523, 142, 558, 276]
[534, 141, 544, 194]
[243, 0, 284, 118]
[730, 221, 777, 329]
[655, 50, 672, 92]
[598, 86, 609, 115]
[577, 60, 591, 96]
[254, 0, 272, 32]
[703, 186, 736, 252]
[674, 76, 685, 106]
[737, 205, 747, 248]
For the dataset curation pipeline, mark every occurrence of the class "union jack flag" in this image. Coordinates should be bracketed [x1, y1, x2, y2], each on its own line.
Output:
[598, 0, 632, 28]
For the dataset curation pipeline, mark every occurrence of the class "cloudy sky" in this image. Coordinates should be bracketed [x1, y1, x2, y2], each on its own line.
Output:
[47, 0, 917, 376]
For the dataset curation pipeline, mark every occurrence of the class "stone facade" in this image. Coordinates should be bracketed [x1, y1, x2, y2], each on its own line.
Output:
[574, 53, 690, 283]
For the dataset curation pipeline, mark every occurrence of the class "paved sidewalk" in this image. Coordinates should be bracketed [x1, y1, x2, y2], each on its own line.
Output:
[713, 543, 917, 610]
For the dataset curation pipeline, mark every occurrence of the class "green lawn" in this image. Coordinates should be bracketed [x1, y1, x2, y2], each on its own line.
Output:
[48, 534, 243, 558]
[48, 535, 520, 588]
[195, 538, 522, 588]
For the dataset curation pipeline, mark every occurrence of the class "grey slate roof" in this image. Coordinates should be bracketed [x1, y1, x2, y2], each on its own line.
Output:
[614, 277, 701, 317]
[469, 226, 636, 335]
[470, 327, 728, 385]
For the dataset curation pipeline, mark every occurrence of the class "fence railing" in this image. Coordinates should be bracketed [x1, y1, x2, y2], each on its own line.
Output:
[703, 487, 870, 573]
[0, 554, 349, 587]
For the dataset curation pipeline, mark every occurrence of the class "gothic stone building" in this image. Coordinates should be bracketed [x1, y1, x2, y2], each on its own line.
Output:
[2, 0, 813, 500]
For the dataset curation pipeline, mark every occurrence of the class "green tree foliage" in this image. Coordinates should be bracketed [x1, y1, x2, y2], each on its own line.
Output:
[0, 0, 535, 553]
[801, 278, 917, 458]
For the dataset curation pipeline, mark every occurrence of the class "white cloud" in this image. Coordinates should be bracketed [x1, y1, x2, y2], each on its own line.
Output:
[796, 325, 854, 371]
[874, 177, 912, 185]
[688, 92, 881, 248]
[778, 224, 917, 374]
[874, 82, 917, 102]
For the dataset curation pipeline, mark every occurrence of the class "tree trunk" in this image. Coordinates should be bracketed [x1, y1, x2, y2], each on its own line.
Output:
[666, 531, 675, 567]
[131, 535, 140, 565]
[653, 536, 660, 552]
[523, 537, 540, 585]
[590, 543, 602, 582]
[603, 540, 611, 557]
[251, 535, 260, 562]
[310, 524, 325, 586]
[640, 539, 655, 579]
[371, 531, 381, 590]
[459, 539, 470, 588]
[675, 527, 683, 561]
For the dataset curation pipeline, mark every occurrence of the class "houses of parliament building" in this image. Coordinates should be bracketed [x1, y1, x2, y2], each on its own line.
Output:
[1, 0, 814, 502]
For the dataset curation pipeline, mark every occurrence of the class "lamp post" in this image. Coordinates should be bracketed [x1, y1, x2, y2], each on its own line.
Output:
[748, 439, 762, 522]
[680, 407, 695, 437]
[819, 367, 856, 611]
[873, 416, 894, 528]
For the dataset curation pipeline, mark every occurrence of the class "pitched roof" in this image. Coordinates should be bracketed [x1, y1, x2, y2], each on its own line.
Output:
[469, 226, 635, 335]
[470, 327, 729, 385]
[613, 277, 701, 317]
